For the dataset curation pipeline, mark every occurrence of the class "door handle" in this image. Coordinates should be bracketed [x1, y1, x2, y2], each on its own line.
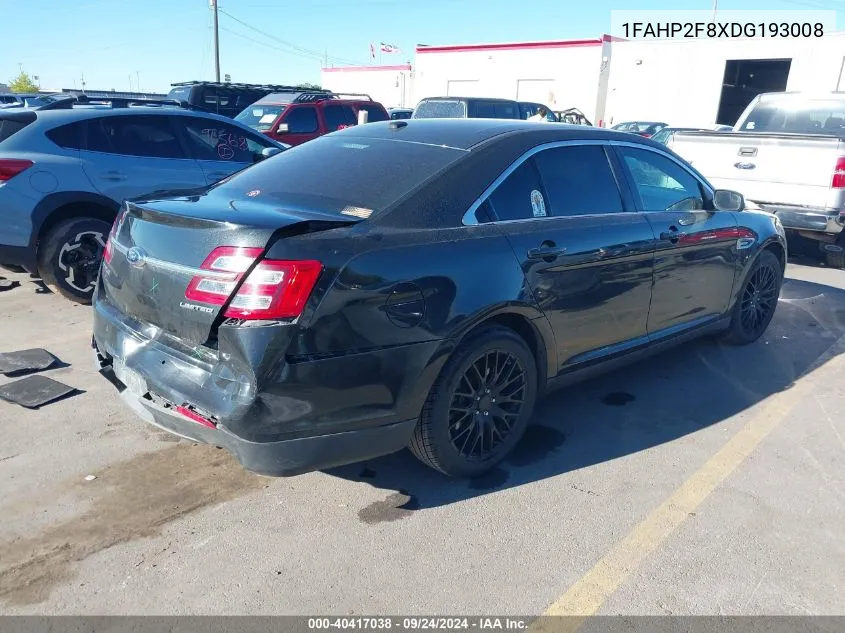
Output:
[660, 229, 686, 241]
[527, 243, 567, 260]
[101, 171, 127, 181]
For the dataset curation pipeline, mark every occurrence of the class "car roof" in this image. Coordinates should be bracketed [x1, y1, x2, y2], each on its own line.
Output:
[331, 118, 641, 151]
[418, 96, 518, 104]
[30, 106, 244, 125]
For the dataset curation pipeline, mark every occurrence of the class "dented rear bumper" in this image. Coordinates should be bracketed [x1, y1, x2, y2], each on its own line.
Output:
[92, 291, 435, 476]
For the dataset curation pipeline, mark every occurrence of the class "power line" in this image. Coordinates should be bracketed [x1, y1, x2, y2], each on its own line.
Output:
[218, 8, 366, 66]
[219, 25, 321, 61]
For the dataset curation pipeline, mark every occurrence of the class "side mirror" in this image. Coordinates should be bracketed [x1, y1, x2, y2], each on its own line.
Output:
[713, 189, 745, 212]
[254, 146, 283, 163]
[276, 123, 289, 134]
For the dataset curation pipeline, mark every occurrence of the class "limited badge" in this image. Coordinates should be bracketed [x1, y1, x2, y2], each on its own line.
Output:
[530, 189, 547, 217]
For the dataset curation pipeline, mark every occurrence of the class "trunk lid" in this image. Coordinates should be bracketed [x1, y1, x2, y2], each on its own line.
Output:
[101, 189, 360, 346]
[670, 132, 844, 208]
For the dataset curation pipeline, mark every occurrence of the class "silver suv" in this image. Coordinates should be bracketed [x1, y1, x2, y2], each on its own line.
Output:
[0, 102, 285, 302]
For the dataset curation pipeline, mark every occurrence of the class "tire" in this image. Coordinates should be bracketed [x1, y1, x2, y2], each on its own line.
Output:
[37, 217, 111, 304]
[823, 233, 845, 269]
[722, 249, 783, 346]
[409, 326, 538, 478]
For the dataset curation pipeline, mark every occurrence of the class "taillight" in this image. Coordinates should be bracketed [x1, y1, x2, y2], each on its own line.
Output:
[832, 157, 845, 188]
[185, 246, 322, 320]
[0, 159, 33, 182]
[185, 246, 263, 304]
[224, 259, 322, 319]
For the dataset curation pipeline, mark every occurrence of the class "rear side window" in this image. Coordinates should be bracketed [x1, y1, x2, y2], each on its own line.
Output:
[470, 101, 497, 118]
[494, 102, 518, 119]
[534, 146, 623, 216]
[46, 122, 84, 149]
[0, 119, 31, 144]
[413, 99, 467, 119]
[357, 104, 388, 122]
[284, 107, 319, 134]
[487, 160, 546, 222]
[179, 117, 272, 162]
[322, 104, 357, 131]
[86, 116, 185, 159]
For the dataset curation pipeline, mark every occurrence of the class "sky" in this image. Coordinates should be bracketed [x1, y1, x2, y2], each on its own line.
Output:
[3, 0, 845, 94]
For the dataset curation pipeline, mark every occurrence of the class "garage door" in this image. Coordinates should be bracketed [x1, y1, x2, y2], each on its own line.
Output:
[447, 80, 483, 97]
[516, 79, 555, 104]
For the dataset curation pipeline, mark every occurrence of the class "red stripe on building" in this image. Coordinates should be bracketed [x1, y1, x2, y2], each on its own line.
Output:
[415, 38, 608, 54]
[322, 65, 412, 73]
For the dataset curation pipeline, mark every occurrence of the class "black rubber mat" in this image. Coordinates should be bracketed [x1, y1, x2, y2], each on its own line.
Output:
[0, 348, 57, 376]
[0, 375, 77, 409]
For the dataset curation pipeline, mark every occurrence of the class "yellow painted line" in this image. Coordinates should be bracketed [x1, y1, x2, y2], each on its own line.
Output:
[531, 333, 845, 633]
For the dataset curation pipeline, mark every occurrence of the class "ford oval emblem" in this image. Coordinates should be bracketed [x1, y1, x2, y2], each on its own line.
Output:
[734, 162, 756, 170]
[125, 246, 147, 268]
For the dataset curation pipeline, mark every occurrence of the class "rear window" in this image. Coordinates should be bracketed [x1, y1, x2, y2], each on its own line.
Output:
[739, 99, 845, 134]
[0, 118, 31, 144]
[167, 86, 193, 102]
[218, 135, 466, 215]
[235, 105, 287, 131]
[413, 99, 467, 119]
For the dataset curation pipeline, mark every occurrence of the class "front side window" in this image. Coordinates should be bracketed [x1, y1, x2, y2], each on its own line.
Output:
[471, 101, 497, 118]
[618, 147, 704, 212]
[534, 145, 623, 216]
[357, 104, 388, 122]
[86, 115, 185, 159]
[487, 159, 546, 222]
[284, 107, 319, 134]
[180, 117, 271, 162]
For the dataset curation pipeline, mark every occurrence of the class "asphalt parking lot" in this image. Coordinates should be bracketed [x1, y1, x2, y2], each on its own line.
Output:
[0, 256, 843, 616]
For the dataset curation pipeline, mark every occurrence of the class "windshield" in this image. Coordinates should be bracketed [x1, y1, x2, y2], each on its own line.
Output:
[218, 134, 466, 214]
[413, 99, 467, 119]
[234, 105, 287, 131]
[739, 99, 845, 134]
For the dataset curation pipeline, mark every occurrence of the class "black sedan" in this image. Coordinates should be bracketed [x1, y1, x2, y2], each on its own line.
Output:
[92, 119, 787, 478]
[612, 121, 669, 138]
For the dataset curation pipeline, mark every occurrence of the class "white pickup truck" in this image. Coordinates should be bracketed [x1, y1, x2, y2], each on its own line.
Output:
[667, 92, 845, 268]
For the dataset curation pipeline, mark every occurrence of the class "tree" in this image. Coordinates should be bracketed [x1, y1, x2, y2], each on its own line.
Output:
[296, 83, 323, 90]
[8, 71, 38, 93]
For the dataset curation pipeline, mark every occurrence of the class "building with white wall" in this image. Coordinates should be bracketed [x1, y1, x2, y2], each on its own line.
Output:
[322, 33, 845, 127]
[320, 64, 413, 109]
[413, 37, 614, 125]
[605, 33, 845, 127]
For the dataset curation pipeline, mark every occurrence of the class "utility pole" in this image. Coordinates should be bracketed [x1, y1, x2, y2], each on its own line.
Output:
[136, 70, 140, 94]
[711, 0, 717, 22]
[210, 0, 220, 82]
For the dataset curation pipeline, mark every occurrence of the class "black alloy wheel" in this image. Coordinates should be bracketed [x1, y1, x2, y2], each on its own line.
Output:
[410, 326, 538, 477]
[448, 350, 527, 461]
[723, 249, 782, 345]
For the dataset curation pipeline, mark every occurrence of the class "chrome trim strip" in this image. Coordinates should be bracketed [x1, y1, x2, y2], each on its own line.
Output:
[461, 139, 715, 226]
[109, 239, 236, 280]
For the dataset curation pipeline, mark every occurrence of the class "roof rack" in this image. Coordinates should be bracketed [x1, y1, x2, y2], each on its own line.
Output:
[171, 80, 334, 94]
[329, 92, 373, 101]
[38, 95, 195, 111]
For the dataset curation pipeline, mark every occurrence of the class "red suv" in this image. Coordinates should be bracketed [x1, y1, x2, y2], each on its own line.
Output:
[235, 91, 390, 146]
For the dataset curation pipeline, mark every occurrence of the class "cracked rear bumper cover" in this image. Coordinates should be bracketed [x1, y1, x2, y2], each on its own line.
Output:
[93, 351, 416, 477]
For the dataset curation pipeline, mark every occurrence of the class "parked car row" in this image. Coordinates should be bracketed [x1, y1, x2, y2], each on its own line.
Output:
[411, 96, 593, 124]
[0, 100, 288, 302]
